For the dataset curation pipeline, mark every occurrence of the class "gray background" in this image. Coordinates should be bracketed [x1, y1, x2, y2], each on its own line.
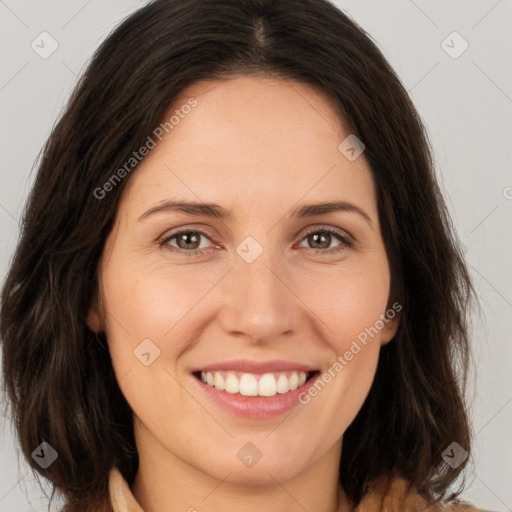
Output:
[1, 1, 511, 511]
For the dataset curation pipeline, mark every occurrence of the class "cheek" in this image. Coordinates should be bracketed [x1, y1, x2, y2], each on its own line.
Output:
[97, 235, 391, 478]
[100, 250, 220, 357]
[102, 241, 391, 365]
[292, 256, 389, 413]
[296, 257, 391, 351]
[99, 252, 194, 429]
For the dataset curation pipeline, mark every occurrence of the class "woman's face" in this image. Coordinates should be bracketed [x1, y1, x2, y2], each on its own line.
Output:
[88, 75, 399, 485]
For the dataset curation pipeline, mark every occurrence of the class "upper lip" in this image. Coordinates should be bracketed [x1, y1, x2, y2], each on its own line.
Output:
[191, 359, 318, 374]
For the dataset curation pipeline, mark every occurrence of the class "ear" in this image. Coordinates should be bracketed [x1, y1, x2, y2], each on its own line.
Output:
[379, 309, 401, 346]
[86, 294, 104, 333]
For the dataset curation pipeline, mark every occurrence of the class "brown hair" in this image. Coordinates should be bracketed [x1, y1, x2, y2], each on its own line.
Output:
[0, 0, 477, 510]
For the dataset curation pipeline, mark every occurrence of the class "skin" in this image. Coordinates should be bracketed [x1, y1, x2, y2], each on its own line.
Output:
[88, 74, 399, 512]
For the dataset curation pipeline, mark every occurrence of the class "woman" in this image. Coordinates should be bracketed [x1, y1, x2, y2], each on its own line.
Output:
[0, 0, 490, 511]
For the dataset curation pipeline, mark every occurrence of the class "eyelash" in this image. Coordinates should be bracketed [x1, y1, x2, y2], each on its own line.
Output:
[158, 226, 354, 258]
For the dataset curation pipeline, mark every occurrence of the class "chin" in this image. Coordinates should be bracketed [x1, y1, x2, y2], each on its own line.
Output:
[194, 443, 313, 485]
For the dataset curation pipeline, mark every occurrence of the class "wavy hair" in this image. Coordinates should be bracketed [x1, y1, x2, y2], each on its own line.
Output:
[1, 0, 477, 510]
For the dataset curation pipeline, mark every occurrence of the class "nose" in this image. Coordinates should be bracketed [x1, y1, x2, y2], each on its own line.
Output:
[216, 247, 300, 345]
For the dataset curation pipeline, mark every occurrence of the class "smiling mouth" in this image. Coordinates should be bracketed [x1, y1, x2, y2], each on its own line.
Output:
[193, 370, 320, 397]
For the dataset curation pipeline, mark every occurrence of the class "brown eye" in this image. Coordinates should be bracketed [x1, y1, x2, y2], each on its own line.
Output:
[160, 229, 215, 257]
[174, 232, 202, 250]
[306, 232, 333, 250]
[298, 227, 354, 253]
[159, 226, 354, 258]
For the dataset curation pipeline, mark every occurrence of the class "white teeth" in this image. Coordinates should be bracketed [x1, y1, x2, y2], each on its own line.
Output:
[214, 372, 225, 391]
[199, 370, 309, 396]
[289, 372, 299, 391]
[239, 373, 258, 396]
[276, 374, 289, 393]
[258, 373, 277, 396]
[225, 372, 240, 394]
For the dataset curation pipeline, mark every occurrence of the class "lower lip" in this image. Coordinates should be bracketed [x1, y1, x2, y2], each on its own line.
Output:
[191, 373, 320, 420]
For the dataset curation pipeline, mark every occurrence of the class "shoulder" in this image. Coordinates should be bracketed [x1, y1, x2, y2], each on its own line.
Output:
[354, 473, 496, 512]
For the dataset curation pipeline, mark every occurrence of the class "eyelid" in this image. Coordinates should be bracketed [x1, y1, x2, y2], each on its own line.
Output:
[158, 224, 355, 257]
[157, 226, 217, 257]
[300, 224, 354, 243]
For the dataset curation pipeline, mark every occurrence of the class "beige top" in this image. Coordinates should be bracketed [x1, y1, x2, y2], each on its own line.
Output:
[107, 467, 493, 512]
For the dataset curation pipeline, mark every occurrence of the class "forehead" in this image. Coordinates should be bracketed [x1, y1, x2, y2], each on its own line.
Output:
[121, 75, 376, 218]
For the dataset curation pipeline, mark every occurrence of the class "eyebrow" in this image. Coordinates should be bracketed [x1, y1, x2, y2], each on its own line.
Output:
[137, 199, 374, 228]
